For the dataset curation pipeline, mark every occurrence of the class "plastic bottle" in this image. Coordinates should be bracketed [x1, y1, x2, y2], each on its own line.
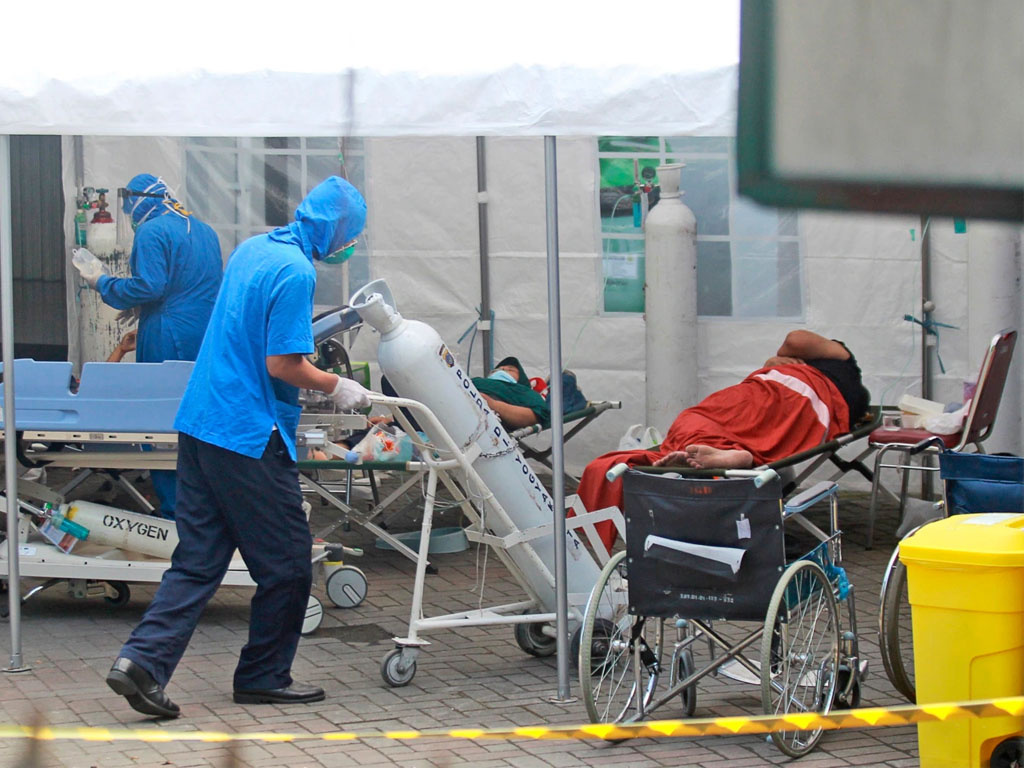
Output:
[50, 511, 90, 540]
[75, 205, 89, 246]
[72, 247, 104, 281]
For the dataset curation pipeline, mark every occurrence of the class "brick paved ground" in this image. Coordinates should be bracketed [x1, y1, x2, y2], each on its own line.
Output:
[0, 467, 922, 767]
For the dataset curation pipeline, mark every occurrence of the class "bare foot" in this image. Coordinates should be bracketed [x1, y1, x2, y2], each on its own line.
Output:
[652, 450, 691, 468]
[682, 444, 754, 470]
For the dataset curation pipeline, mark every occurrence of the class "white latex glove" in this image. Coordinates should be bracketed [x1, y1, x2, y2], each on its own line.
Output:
[329, 375, 371, 411]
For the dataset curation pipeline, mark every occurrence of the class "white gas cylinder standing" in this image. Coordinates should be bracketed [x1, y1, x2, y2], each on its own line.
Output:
[644, 162, 698, 433]
[349, 280, 601, 614]
[62, 499, 178, 559]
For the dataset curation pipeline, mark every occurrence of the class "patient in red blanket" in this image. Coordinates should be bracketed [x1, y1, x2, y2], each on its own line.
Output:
[576, 330, 870, 550]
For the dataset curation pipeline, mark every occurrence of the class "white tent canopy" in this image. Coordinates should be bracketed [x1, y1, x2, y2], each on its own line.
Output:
[2, 1, 739, 137]
[1, 0, 743, 684]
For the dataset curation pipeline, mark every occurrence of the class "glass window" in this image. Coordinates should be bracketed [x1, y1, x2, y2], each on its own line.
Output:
[184, 137, 368, 307]
[598, 136, 802, 318]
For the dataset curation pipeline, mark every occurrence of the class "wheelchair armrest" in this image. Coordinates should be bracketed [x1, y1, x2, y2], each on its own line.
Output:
[784, 481, 838, 515]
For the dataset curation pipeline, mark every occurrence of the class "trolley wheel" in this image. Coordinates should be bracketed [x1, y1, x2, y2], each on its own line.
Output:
[760, 559, 840, 758]
[672, 648, 697, 718]
[990, 737, 1024, 768]
[381, 648, 417, 687]
[579, 551, 663, 725]
[514, 620, 557, 657]
[878, 543, 916, 703]
[325, 565, 368, 609]
[834, 665, 862, 709]
[104, 581, 131, 607]
[301, 595, 324, 635]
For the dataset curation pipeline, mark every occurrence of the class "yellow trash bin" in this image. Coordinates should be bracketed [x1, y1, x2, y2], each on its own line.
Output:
[899, 513, 1024, 768]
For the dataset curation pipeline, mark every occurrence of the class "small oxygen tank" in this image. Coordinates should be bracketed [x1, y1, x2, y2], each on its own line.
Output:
[61, 500, 178, 559]
[350, 280, 601, 615]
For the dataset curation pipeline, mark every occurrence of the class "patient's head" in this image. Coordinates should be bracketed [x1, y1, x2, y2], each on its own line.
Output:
[493, 356, 529, 385]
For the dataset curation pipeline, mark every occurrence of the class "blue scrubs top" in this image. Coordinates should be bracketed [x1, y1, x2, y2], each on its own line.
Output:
[173, 232, 315, 460]
[174, 176, 366, 461]
[96, 212, 222, 363]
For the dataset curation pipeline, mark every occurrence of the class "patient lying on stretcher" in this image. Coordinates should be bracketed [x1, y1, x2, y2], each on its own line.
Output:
[308, 357, 551, 459]
[576, 330, 871, 549]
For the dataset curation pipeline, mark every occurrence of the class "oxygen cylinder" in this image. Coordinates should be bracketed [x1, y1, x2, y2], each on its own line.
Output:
[644, 162, 698, 433]
[61, 500, 178, 559]
[350, 281, 601, 614]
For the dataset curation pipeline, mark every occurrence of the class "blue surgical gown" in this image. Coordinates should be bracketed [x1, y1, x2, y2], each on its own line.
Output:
[96, 212, 222, 363]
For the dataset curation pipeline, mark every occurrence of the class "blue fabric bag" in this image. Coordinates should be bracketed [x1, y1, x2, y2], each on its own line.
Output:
[939, 452, 1024, 516]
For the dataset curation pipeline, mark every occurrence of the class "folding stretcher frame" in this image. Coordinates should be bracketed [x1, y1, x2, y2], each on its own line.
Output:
[509, 399, 621, 478]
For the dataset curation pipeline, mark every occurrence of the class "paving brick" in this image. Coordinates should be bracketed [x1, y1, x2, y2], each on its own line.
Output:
[0, 476, 926, 767]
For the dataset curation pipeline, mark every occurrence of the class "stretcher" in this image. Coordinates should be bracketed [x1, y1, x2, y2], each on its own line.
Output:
[298, 399, 623, 565]
[0, 358, 361, 630]
[510, 399, 622, 480]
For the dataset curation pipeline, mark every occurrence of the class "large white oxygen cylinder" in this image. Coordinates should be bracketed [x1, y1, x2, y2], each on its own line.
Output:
[349, 281, 601, 614]
[644, 162, 698, 433]
[61, 500, 177, 559]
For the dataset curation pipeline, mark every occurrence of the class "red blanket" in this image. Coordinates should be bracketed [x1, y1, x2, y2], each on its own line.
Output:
[576, 364, 851, 550]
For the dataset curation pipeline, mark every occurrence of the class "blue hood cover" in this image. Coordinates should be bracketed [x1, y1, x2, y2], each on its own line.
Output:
[122, 172, 177, 226]
[273, 176, 367, 261]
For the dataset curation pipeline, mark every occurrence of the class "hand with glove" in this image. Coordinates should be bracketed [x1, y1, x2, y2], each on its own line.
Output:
[71, 247, 108, 290]
[329, 375, 371, 411]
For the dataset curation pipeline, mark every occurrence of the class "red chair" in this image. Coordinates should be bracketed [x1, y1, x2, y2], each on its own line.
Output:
[865, 328, 1017, 548]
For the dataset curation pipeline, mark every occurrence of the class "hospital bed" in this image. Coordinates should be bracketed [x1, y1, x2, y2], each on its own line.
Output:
[0, 358, 359, 631]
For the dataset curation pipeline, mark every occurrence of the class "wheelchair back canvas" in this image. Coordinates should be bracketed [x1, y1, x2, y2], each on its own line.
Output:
[624, 472, 785, 621]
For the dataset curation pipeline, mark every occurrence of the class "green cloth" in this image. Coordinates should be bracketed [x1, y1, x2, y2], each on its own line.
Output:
[473, 376, 550, 428]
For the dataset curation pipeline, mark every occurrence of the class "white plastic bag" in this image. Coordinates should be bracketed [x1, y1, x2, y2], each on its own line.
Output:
[922, 400, 970, 435]
[617, 424, 663, 451]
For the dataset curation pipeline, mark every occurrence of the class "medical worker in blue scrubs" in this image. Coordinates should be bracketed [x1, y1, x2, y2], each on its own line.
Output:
[84, 173, 223, 519]
[106, 176, 371, 718]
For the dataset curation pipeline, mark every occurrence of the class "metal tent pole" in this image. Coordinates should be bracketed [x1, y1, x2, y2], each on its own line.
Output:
[1, 134, 28, 673]
[543, 136, 572, 702]
[476, 137, 493, 375]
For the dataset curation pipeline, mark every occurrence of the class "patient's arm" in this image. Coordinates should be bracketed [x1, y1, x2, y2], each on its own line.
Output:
[774, 330, 850, 362]
[481, 394, 538, 429]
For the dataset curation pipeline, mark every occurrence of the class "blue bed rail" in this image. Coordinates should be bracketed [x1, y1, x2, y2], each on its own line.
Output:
[0, 359, 192, 434]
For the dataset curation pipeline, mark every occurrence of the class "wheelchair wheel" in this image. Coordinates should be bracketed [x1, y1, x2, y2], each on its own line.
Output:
[879, 543, 915, 703]
[579, 551, 663, 725]
[760, 559, 839, 758]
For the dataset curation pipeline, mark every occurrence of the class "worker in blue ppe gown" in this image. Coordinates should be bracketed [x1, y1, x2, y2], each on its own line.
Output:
[106, 176, 371, 718]
[83, 173, 223, 520]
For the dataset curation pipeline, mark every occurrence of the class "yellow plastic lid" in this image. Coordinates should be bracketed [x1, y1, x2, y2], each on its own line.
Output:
[899, 513, 1024, 567]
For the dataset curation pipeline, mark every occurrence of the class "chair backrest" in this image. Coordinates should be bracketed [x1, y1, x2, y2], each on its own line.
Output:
[956, 328, 1017, 450]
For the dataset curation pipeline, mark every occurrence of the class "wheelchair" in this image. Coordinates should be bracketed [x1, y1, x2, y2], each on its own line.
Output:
[577, 467, 864, 758]
[878, 439, 1024, 703]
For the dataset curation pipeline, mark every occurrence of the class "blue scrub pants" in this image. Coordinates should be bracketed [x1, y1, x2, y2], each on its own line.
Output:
[119, 431, 312, 691]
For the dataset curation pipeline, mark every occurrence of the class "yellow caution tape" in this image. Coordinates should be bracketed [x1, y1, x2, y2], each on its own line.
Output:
[0, 697, 1021, 744]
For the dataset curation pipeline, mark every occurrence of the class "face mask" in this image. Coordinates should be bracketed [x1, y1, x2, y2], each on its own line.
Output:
[488, 370, 517, 385]
[323, 237, 357, 265]
[322, 244, 356, 264]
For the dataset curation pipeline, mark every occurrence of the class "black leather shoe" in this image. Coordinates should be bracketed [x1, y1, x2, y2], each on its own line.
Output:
[106, 657, 180, 719]
[233, 681, 325, 704]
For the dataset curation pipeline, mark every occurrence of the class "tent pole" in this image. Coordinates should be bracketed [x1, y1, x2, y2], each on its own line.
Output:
[543, 136, 572, 702]
[1, 134, 27, 673]
[476, 137, 493, 375]
[920, 214, 934, 499]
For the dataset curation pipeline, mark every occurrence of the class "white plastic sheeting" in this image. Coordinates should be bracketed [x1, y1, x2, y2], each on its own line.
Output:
[72, 135, 1023, 474]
